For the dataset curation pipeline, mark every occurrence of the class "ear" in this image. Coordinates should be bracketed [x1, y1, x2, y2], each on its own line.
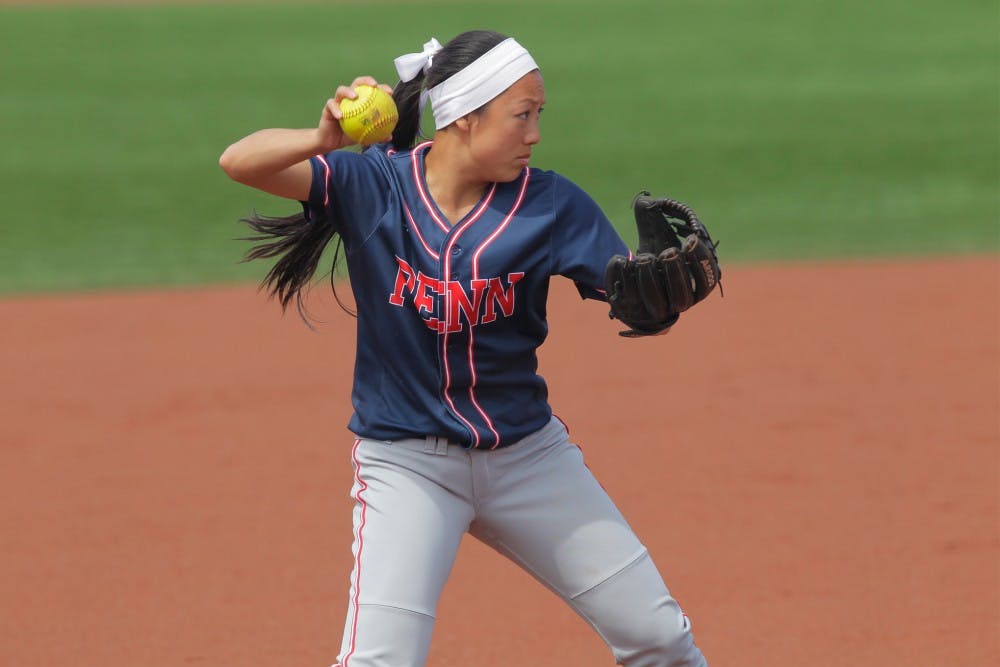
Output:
[453, 114, 475, 133]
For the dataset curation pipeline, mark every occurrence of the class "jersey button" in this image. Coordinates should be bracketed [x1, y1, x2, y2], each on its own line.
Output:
[451, 245, 462, 255]
[450, 273, 458, 281]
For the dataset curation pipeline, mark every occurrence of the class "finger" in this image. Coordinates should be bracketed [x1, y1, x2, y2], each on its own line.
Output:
[634, 253, 671, 323]
[658, 248, 694, 313]
[379, 83, 394, 96]
[603, 255, 630, 303]
[325, 97, 343, 121]
[350, 75, 379, 89]
[633, 197, 681, 255]
[603, 255, 645, 320]
[604, 253, 680, 335]
[681, 234, 721, 303]
[335, 85, 358, 102]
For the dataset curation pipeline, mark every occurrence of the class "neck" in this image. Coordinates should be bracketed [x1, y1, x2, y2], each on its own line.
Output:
[423, 133, 488, 225]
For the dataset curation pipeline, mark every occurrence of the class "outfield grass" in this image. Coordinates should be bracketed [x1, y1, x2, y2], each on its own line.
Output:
[0, 0, 996, 293]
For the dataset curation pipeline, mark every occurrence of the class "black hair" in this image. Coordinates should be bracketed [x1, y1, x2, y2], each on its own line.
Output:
[241, 30, 509, 324]
[391, 29, 509, 150]
[239, 209, 353, 325]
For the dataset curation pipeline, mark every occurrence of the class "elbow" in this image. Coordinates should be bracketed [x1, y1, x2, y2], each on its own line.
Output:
[218, 144, 260, 185]
[218, 146, 244, 182]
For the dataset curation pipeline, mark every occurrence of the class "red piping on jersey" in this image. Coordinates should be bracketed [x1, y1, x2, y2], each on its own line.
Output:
[410, 142, 451, 234]
[553, 413, 570, 434]
[402, 202, 440, 261]
[437, 174, 501, 448]
[314, 155, 332, 207]
[469, 167, 531, 449]
[341, 439, 368, 667]
[411, 142, 498, 235]
[471, 170, 528, 279]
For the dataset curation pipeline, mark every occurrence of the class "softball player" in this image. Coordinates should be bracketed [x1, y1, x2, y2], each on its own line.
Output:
[220, 30, 707, 667]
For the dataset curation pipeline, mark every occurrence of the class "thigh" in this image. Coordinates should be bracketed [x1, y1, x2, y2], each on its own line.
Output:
[472, 422, 646, 599]
[344, 437, 474, 612]
[337, 438, 474, 666]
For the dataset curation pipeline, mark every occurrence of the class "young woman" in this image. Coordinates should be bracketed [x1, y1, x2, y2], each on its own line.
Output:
[220, 30, 708, 667]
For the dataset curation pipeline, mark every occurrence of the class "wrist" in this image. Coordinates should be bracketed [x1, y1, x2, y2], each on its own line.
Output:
[311, 126, 339, 154]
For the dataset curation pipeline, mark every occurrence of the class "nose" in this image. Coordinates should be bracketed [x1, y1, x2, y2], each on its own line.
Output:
[525, 122, 541, 146]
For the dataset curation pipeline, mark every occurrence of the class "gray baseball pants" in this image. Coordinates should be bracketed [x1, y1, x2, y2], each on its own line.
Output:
[334, 417, 707, 667]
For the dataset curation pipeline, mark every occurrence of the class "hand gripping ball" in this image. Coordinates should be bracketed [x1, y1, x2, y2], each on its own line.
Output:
[339, 84, 399, 146]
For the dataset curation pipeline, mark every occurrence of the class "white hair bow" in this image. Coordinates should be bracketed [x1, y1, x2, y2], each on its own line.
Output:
[394, 38, 443, 82]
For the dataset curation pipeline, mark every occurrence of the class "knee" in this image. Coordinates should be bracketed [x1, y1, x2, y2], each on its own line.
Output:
[617, 612, 706, 667]
[571, 551, 707, 667]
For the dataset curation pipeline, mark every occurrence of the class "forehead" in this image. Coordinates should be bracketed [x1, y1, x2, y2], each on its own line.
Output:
[496, 70, 545, 104]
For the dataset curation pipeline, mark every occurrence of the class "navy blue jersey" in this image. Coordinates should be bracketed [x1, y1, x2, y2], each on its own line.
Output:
[304, 141, 629, 449]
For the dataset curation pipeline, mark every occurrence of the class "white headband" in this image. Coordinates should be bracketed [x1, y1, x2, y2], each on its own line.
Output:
[394, 37, 539, 130]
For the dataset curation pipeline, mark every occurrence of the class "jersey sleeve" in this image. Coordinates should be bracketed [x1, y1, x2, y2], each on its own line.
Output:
[301, 146, 392, 249]
[550, 174, 631, 301]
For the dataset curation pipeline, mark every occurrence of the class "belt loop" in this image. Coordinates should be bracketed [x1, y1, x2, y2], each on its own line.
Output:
[424, 435, 450, 456]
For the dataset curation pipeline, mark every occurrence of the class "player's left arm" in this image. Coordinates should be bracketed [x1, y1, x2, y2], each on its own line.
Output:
[549, 175, 631, 302]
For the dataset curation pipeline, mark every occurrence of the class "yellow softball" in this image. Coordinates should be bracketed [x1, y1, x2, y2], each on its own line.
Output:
[338, 84, 399, 146]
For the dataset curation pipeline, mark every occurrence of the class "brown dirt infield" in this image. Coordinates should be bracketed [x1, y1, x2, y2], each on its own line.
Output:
[1, 256, 997, 667]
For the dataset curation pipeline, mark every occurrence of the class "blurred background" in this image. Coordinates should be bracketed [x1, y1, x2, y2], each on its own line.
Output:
[0, 0, 996, 294]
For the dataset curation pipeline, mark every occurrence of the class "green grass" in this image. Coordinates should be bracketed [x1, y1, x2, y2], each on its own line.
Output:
[0, 0, 996, 294]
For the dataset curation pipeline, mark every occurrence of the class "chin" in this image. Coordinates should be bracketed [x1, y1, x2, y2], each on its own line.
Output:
[495, 166, 527, 183]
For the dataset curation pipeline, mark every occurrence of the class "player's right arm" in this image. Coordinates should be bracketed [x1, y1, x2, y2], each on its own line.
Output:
[218, 76, 390, 201]
[219, 127, 326, 201]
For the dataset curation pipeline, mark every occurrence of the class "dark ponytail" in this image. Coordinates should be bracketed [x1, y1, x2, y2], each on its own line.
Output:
[391, 29, 509, 150]
[391, 71, 426, 151]
[239, 209, 352, 324]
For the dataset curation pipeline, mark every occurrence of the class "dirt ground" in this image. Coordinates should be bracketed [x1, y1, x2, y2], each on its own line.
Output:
[1, 257, 997, 667]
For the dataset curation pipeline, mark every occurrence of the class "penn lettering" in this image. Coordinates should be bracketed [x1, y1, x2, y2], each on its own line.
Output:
[389, 256, 523, 333]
